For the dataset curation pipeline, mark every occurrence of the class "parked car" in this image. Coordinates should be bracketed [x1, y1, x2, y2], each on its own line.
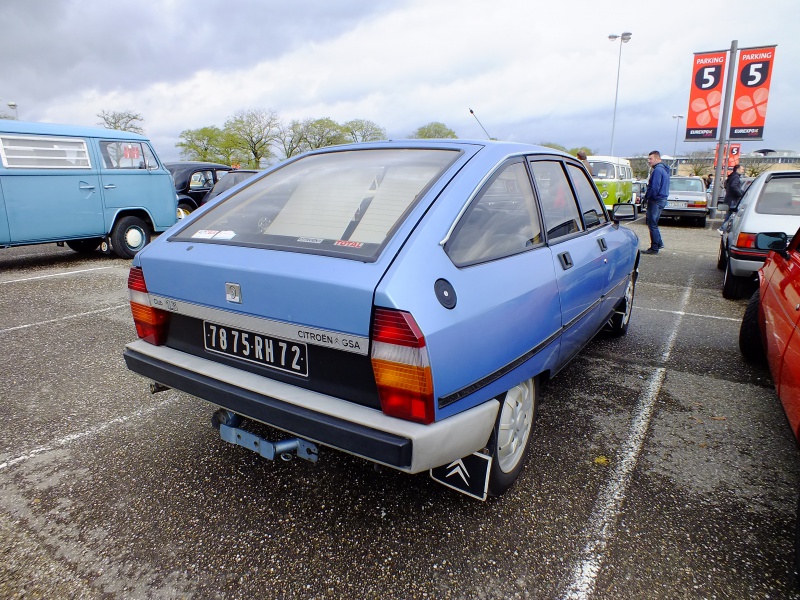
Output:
[662, 176, 709, 227]
[632, 180, 647, 213]
[123, 140, 639, 500]
[201, 169, 259, 205]
[718, 170, 800, 299]
[738, 224, 800, 575]
[0, 119, 177, 258]
[165, 162, 233, 214]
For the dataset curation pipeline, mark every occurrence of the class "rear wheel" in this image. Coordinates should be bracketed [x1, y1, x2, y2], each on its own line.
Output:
[487, 377, 538, 497]
[739, 289, 765, 363]
[716, 239, 727, 270]
[111, 216, 150, 259]
[178, 202, 194, 216]
[722, 260, 746, 299]
[66, 238, 102, 254]
[697, 216, 707, 227]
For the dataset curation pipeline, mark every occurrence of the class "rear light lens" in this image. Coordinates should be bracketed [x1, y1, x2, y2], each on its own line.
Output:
[128, 267, 170, 345]
[735, 232, 758, 249]
[371, 308, 434, 425]
[688, 201, 707, 208]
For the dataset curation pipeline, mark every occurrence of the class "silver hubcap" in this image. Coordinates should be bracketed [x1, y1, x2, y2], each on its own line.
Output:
[497, 379, 535, 472]
[125, 227, 144, 250]
[622, 277, 634, 325]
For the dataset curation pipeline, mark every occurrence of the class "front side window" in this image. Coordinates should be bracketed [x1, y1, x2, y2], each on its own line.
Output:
[446, 161, 542, 266]
[100, 141, 149, 169]
[567, 164, 607, 228]
[173, 148, 460, 261]
[0, 135, 90, 169]
[529, 160, 584, 241]
[190, 170, 214, 189]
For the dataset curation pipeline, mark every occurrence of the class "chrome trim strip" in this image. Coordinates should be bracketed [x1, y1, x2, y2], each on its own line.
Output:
[148, 295, 369, 356]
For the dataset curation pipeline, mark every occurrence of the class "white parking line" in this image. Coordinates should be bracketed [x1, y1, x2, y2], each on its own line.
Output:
[0, 395, 179, 472]
[0, 266, 114, 285]
[0, 304, 128, 334]
[639, 306, 740, 322]
[562, 277, 693, 600]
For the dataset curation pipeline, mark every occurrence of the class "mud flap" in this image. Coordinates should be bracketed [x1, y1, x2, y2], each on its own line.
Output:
[430, 452, 492, 501]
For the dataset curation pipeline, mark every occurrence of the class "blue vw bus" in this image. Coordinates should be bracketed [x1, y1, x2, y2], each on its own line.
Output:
[0, 120, 178, 258]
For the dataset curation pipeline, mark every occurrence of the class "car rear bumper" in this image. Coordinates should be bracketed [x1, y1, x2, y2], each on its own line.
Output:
[123, 340, 498, 474]
[661, 207, 707, 218]
[729, 250, 766, 278]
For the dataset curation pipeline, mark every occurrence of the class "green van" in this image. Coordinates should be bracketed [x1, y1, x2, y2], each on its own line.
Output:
[588, 155, 634, 210]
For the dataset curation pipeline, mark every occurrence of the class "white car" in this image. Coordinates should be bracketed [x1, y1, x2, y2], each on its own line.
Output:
[718, 170, 800, 298]
[662, 176, 709, 227]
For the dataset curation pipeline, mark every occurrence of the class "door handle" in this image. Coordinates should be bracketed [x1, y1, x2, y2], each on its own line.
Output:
[103, 184, 117, 189]
[558, 251, 573, 270]
[597, 237, 608, 251]
[79, 182, 96, 190]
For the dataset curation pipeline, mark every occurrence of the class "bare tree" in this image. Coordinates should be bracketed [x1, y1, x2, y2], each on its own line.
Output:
[741, 160, 775, 177]
[302, 118, 348, 149]
[224, 109, 280, 168]
[97, 109, 145, 134]
[275, 120, 309, 160]
[683, 149, 714, 176]
[343, 119, 386, 143]
[630, 157, 650, 180]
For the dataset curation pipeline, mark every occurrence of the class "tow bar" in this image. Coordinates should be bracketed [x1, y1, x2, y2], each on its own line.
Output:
[212, 409, 318, 463]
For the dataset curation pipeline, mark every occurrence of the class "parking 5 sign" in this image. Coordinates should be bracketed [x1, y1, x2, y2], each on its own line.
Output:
[729, 46, 777, 140]
[685, 51, 728, 140]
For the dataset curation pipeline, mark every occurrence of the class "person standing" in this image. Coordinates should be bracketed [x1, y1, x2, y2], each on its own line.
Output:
[642, 150, 670, 255]
[718, 164, 744, 234]
[577, 150, 592, 173]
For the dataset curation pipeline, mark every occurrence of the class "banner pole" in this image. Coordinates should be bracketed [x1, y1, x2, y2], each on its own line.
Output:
[710, 39, 738, 217]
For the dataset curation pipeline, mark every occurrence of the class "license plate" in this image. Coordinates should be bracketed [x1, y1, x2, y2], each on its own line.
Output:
[667, 201, 686, 208]
[203, 321, 308, 377]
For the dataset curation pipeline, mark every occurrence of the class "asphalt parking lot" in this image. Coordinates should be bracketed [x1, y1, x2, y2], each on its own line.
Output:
[1, 216, 799, 600]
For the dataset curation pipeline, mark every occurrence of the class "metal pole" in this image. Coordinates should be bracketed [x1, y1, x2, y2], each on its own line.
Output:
[672, 116, 683, 157]
[610, 40, 623, 156]
[710, 40, 738, 218]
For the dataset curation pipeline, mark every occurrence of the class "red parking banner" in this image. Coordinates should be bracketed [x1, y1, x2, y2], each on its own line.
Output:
[729, 46, 776, 140]
[685, 50, 728, 140]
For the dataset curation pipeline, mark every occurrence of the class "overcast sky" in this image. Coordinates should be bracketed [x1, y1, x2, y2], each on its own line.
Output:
[2, 0, 797, 162]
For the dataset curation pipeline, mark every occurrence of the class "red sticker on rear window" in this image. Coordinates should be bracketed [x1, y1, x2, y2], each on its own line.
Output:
[334, 240, 364, 248]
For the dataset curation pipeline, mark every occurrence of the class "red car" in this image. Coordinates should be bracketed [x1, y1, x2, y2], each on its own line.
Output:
[739, 224, 800, 576]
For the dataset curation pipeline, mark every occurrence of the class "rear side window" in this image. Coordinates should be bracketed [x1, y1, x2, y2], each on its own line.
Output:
[756, 176, 800, 216]
[446, 161, 542, 266]
[99, 141, 157, 170]
[529, 160, 584, 241]
[0, 135, 91, 169]
[173, 148, 460, 261]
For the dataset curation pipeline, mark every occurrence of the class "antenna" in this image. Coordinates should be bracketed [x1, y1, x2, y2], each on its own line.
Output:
[469, 108, 492, 140]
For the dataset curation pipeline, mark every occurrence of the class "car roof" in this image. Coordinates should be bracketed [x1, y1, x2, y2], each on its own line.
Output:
[165, 162, 233, 186]
[0, 119, 149, 141]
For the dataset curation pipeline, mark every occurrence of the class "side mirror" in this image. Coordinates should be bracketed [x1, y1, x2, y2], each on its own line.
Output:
[611, 203, 636, 221]
[755, 232, 788, 252]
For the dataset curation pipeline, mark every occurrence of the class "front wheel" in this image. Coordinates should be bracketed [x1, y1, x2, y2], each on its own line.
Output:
[606, 271, 636, 337]
[487, 377, 538, 497]
[739, 289, 765, 363]
[111, 216, 150, 259]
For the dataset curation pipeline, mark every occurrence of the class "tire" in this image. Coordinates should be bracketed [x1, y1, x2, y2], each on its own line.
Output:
[487, 377, 538, 497]
[697, 216, 707, 228]
[66, 238, 102, 254]
[739, 289, 765, 363]
[716, 239, 727, 271]
[178, 202, 194, 216]
[111, 216, 150, 259]
[606, 271, 636, 337]
[722, 260, 746, 300]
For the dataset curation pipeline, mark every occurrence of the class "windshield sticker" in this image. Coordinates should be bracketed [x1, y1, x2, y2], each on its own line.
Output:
[214, 230, 236, 240]
[298, 237, 324, 244]
[334, 240, 364, 248]
[192, 230, 219, 239]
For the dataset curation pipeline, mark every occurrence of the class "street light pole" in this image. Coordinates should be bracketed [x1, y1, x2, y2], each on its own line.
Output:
[672, 114, 684, 158]
[608, 32, 632, 156]
[7, 102, 18, 120]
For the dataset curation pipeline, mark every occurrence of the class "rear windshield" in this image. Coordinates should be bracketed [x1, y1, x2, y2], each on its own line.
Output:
[756, 175, 800, 216]
[670, 178, 705, 193]
[171, 148, 459, 261]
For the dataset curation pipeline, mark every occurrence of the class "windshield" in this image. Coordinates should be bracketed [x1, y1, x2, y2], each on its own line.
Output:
[669, 178, 705, 193]
[589, 162, 615, 179]
[172, 148, 460, 261]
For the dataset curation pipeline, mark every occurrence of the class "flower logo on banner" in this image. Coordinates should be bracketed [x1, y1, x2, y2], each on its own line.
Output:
[691, 90, 721, 126]
[735, 88, 769, 125]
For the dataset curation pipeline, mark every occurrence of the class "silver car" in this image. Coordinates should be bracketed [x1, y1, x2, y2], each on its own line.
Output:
[718, 170, 800, 298]
[662, 176, 710, 227]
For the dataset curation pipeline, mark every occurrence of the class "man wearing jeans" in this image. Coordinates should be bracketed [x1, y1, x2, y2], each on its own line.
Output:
[642, 150, 670, 255]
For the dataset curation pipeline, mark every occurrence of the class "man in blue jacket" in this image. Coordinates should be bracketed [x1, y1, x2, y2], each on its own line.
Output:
[642, 150, 670, 255]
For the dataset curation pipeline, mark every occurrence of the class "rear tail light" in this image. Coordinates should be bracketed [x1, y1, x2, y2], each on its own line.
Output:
[370, 308, 434, 425]
[128, 267, 170, 345]
[735, 232, 758, 249]
[688, 201, 707, 208]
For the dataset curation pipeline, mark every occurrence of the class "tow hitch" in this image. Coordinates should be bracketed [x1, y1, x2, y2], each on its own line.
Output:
[212, 409, 318, 463]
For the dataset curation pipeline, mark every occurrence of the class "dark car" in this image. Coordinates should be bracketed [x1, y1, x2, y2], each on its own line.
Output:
[201, 169, 259, 205]
[124, 140, 639, 500]
[165, 162, 233, 214]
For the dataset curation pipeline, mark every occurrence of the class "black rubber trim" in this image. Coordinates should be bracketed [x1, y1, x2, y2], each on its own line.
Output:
[123, 347, 412, 468]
